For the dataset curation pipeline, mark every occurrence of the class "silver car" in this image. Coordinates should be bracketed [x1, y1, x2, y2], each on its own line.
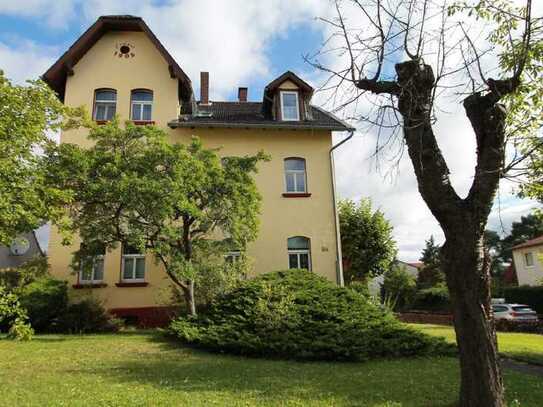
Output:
[491, 303, 538, 321]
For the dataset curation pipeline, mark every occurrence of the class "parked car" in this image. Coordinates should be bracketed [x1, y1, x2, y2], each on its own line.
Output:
[491, 303, 538, 321]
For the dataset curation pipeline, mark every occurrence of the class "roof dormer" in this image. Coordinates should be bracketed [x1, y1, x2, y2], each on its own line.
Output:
[262, 71, 314, 121]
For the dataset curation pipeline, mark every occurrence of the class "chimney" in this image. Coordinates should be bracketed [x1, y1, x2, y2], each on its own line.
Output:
[200, 72, 209, 104]
[238, 87, 248, 102]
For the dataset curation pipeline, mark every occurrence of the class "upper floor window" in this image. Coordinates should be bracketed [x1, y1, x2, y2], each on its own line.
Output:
[80, 246, 105, 284]
[288, 236, 311, 270]
[525, 252, 534, 267]
[284, 158, 307, 193]
[93, 89, 117, 121]
[280, 91, 300, 121]
[122, 244, 146, 282]
[131, 90, 153, 121]
[225, 251, 241, 264]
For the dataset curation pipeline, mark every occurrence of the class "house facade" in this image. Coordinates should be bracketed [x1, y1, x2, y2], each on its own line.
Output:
[512, 235, 543, 286]
[43, 15, 353, 323]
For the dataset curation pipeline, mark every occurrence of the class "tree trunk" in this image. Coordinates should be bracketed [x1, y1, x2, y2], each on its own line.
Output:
[183, 280, 197, 317]
[442, 231, 504, 407]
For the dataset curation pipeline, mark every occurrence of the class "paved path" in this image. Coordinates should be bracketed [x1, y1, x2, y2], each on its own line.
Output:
[502, 358, 543, 377]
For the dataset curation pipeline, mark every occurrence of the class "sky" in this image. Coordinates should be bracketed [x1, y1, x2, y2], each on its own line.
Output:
[1, 0, 540, 261]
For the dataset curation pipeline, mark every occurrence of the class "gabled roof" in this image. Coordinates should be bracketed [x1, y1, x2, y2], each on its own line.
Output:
[42, 15, 192, 102]
[512, 235, 543, 250]
[169, 101, 354, 131]
[262, 71, 314, 119]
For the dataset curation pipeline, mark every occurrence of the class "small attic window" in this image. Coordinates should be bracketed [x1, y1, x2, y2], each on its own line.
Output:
[280, 91, 300, 121]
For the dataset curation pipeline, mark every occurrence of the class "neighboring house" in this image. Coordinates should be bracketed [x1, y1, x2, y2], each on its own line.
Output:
[42, 15, 353, 324]
[0, 232, 44, 269]
[368, 261, 422, 295]
[512, 235, 543, 286]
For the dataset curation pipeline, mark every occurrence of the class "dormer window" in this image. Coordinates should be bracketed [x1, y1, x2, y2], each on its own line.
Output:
[131, 90, 153, 121]
[280, 91, 300, 121]
[93, 89, 116, 121]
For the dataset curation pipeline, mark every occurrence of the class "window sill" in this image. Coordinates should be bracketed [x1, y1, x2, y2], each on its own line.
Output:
[131, 120, 155, 126]
[282, 193, 311, 198]
[116, 282, 149, 287]
[95, 120, 111, 125]
[72, 283, 107, 289]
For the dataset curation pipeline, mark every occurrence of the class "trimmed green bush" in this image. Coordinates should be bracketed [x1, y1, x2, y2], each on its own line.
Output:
[0, 286, 34, 340]
[412, 286, 451, 312]
[503, 285, 543, 314]
[17, 277, 68, 332]
[169, 270, 454, 361]
[57, 299, 123, 334]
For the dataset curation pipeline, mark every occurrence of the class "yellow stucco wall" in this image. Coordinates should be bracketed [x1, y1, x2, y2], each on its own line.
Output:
[513, 245, 543, 286]
[47, 30, 339, 310]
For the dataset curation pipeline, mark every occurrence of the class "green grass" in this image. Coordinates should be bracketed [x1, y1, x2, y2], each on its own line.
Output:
[411, 324, 543, 365]
[0, 332, 542, 406]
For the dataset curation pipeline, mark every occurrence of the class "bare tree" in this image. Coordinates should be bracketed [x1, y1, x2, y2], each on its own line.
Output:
[309, 0, 539, 406]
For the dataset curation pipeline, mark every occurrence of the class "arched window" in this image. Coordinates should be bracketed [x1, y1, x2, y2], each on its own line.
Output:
[93, 89, 117, 121]
[284, 158, 307, 193]
[288, 236, 311, 270]
[131, 89, 153, 121]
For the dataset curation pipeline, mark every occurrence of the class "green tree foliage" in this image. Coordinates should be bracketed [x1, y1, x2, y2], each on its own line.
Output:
[0, 286, 33, 340]
[339, 199, 397, 284]
[50, 121, 268, 315]
[501, 213, 543, 261]
[169, 270, 454, 361]
[382, 263, 417, 311]
[417, 236, 445, 289]
[0, 71, 75, 245]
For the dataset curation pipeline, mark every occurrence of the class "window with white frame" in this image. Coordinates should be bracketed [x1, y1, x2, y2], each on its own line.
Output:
[284, 158, 307, 193]
[122, 244, 146, 282]
[80, 247, 105, 284]
[131, 90, 153, 121]
[280, 91, 300, 121]
[288, 236, 311, 270]
[225, 251, 241, 264]
[525, 252, 534, 267]
[93, 89, 117, 121]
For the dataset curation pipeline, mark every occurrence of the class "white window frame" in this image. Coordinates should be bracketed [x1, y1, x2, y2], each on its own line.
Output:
[121, 253, 146, 282]
[131, 91, 153, 121]
[93, 90, 117, 121]
[284, 159, 307, 193]
[280, 91, 300, 121]
[224, 251, 241, 264]
[80, 255, 105, 284]
[288, 249, 311, 271]
[525, 252, 534, 267]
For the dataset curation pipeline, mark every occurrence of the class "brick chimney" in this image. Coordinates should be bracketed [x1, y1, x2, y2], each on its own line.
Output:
[200, 72, 209, 104]
[238, 87, 248, 102]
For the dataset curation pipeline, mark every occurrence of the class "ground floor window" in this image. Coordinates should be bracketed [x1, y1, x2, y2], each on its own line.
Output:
[122, 244, 146, 282]
[224, 251, 241, 264]
[288, 236, 311, 270]
[80, 254, 104, 283]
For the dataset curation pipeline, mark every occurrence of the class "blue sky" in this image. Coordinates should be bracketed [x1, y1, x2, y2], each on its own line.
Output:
[1, 0, 539, 260]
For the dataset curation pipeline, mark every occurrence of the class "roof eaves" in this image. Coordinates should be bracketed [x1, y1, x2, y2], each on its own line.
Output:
[168, 120, 350, 131]
[311, 105, 356, 132]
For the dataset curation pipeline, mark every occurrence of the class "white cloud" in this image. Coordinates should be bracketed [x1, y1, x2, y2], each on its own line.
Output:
[0, 39, 57, 83]
[0, 0, 76, 28]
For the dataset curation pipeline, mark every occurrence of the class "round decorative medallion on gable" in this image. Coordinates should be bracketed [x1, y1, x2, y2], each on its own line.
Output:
[114, 42, 136, 58]
[10, 237, 30, 256]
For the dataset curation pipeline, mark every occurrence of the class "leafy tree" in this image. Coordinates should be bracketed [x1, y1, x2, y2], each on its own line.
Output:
[417, 236, 445, 289]
[382, 263, 417, 311]
[311, 0, 540, 404]
[500, 213, 543, 261]
[339, 199, 397, 284]
[0, 71, 75, 245]
[50, 121, 268, 315]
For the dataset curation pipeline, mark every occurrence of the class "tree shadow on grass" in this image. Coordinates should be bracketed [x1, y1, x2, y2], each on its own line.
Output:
[84, 333, 461, 407]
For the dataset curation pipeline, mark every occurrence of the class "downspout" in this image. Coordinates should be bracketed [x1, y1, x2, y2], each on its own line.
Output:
[330, 130, 354, 287]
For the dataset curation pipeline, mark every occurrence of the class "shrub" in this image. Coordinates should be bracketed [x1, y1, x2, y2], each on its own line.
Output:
[56, 298, 123, 334]
[0, 286, 33, 340]
[495, 319, 543, 334]
[169, 270, 454, 361]
[0, 255, 49, 290]
[17, 277, 68, 332]
[411, 286, 451, 312]
[503, 285, 543, 314]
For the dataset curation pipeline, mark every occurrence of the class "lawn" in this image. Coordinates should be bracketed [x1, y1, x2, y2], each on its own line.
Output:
[411, 324, 543, 365]
[1, 332, 542, 406]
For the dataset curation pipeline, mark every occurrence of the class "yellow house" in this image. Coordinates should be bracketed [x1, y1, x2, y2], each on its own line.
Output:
[43, 15, 353, 325]
[512, 236, 543, 286]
